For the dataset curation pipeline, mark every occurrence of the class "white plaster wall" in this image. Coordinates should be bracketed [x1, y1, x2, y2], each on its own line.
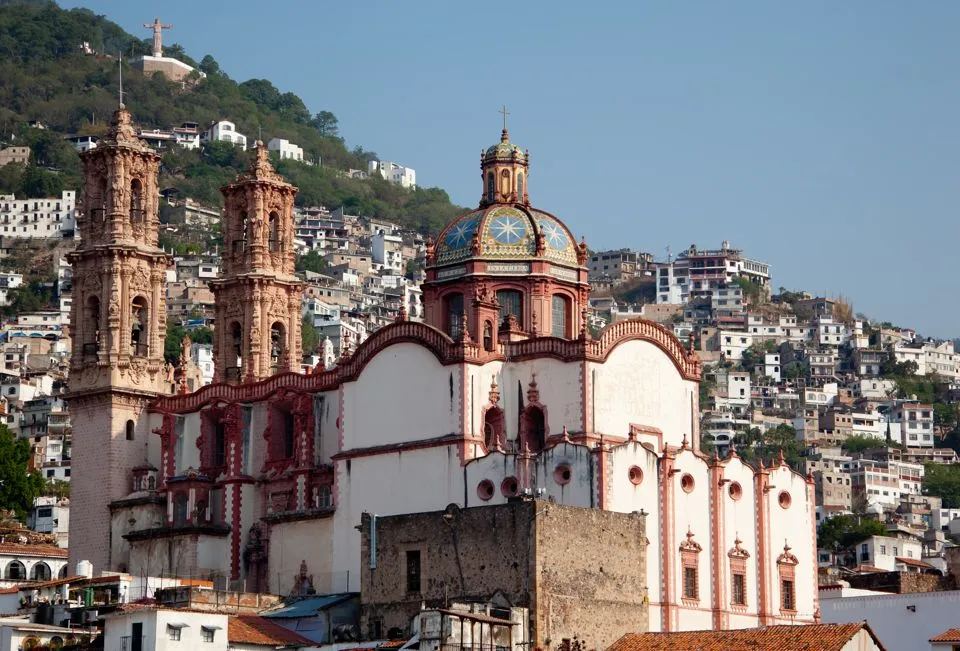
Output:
[465, 362, 504, 439]
[178, 412, 201, 471]
[821, 589, 960, 651]
[481, 359, 583, 438]
[605, 442, 662, 624]
[332, 445, 465, 590]
[342, 343, 461, 449]
[720, 458, 760, 621]
[248, 403, 269, 474]
[147, 411, 164, 471]
[314, 391, 338, 464]
[589, 340, 696, 446]
[764, 465, 817, 623]
[670, 449, 713, 632]
[196, 536, 228, 575]
[268, 518, 334, 595]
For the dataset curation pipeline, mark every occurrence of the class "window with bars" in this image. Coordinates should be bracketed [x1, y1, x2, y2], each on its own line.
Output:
[781, 579, 795, 611]
[496, 290, 523, 328]
[551, 295, 568, 337]
[732, 573, 746, 605]
[683, 566, 698, 600]
[406, 550, 421, 593]
[445, 293, 464, 339]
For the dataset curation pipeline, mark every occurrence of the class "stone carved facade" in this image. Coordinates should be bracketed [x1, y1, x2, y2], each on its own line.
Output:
[67, 106, 173, 574]
[211, 144, 302, 383]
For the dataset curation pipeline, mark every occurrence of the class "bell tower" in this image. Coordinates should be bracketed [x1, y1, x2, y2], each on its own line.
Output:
[67, 106, 173, 573]
[212, 143, 302, 383]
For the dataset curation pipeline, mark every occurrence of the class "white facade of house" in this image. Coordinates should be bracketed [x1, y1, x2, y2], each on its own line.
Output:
[764, 353, 781, 382]
[718, 330, 753, 361]
[853, 534, 923, 570]
[267, 138, 304, 162]
[201, 120, 248, 150]
[892, 340, 959, 379]
[104, 608, 229, 651]
[372, 229, 404, 273]
[368, 160, 416, 188]
[0, 191, 76, 239]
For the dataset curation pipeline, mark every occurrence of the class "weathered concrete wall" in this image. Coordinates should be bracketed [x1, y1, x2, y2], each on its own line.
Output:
[359, 500, 647, 648]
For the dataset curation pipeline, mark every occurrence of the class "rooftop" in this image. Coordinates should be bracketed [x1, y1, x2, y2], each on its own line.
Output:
[607, 623, 885, 651]
[228, 615, 315, 646]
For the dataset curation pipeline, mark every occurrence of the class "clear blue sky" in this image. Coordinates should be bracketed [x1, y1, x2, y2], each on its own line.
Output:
[63, 1, 960, 337]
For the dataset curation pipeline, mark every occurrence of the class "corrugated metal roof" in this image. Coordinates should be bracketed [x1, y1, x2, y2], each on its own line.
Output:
[262, 593, 356, 618]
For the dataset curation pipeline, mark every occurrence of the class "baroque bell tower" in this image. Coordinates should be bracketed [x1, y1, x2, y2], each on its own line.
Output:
[212, 143, 302, 383]
[67, 106, 173, 573]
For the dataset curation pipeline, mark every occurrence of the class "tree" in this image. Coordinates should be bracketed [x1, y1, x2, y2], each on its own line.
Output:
[0, 426, 45, 522]
[310, 111, 339, 137]
[922, 464, 960, 508]
[817, 514, 886, 551]
[841, 435, 885, 455]
[302, 315, 319, 356]
[43, 478, 69, 500]
[295, 250, 327, 274]
[198, 54, 220, 77]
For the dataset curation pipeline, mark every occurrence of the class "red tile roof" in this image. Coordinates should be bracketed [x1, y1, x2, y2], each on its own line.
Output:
[229, 615, 314, 647]
[931, 627, 960, 643]
[895, 556, 935, 569]
[607, 623, 886, 651]
[0, 544, 67, 558]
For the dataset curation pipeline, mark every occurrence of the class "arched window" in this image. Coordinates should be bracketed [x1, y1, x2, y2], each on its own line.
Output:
[496, 290, 523, 328]
[130, 296, 149, 356]
[234, 212, 248, 254]
[521, 406, 545, 453]
[484, 407, 504, 449]
[486, 172, 495, 202]
[58, 565, 68, 579]
[125, 420, 135, 441]
[551, 294, 570, 338]
[129, 178, 143, 223]
[229, 321, 243, 380]
[5, 560, 25, 580]
[269, 405, 295, 461]
[517, 172, 524, 200]
[270, 322, 286, 371]
[268, 211, 280, 252]
[315, 485, 332, 508]
[30, 562, 50, 581]
[444, 293, 464, 339]
[500, 169, 512, 198]
[173, 492, 188, 526]
[83, 295, 100, 359]
[483, 320, 494, 352]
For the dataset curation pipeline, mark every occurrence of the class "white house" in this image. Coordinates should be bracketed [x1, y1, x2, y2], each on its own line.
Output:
[201, 120, 248, 150]
[372, 229, 404, 274]
[368, 159, 416, 188]
[267, 137, 304, 162]
[0, 191, 76, 239]
[764, 353, 781, 382]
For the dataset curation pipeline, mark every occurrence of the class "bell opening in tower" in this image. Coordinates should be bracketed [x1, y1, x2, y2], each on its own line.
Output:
[130, 296, 149, 357]
[227, 321, 243, 381]
[270, 321, 286, 372]
[268, 212, 280, 252]
[82, 295, 101, 360]
[130, 178, 144, 224]
[233, 212, 248, 255]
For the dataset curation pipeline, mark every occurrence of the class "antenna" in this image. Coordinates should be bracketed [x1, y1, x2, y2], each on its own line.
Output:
[118, 52, 124, 108]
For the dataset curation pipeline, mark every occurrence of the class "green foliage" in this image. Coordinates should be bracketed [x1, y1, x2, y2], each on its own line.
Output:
[163, 322, 212, 365]
[881, 358, 919, 379]
[0, 425, 45, 522]
[0, 1, 464, 234]
[732, 424, 803, 469]
[732, 276, 763, 304]
[0, 282, 53, 316]
[840, 435, 886, 454]
[295, 250, 328, 275]
[922, 464, 960, 508]
[43, 478, 69, 500]
[302, 315, 319, 356]
[817, 515, 887, 551]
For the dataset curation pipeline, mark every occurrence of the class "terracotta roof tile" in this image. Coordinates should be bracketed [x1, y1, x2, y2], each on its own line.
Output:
[931, 627, 960, 643]
[895, 556, 934, 569]
[228, 615, 314, 647]
[0, 544, 67, 558]
[607, 623, 886, 651]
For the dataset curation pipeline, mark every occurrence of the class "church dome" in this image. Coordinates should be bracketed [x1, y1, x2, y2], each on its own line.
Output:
[434, 204, 579, 267]
[484, 130, 526, 163]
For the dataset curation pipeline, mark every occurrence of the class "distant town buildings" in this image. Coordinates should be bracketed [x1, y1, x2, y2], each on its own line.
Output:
[267, 137, 304, 162]
[0, 146, 29, 167]
[0, 191, 76, 239]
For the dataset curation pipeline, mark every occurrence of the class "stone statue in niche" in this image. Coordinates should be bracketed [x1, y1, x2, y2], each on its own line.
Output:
[290, 559, 316, 596]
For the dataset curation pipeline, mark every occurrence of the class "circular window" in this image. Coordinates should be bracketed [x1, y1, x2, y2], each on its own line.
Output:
[477, 480, 495, 501]
[728, 482, 743, 501]
[554, 464, 572, 485]
[680, 473, 695, 493]
[628, 466, 643, 485]
[501, 476, 519, 497]
[779, 491, 792, 509]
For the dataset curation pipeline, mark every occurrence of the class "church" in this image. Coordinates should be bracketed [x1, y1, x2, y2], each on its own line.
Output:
[66, 106, 818, 635]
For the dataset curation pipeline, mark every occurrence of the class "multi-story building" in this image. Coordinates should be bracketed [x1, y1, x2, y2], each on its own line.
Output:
[0, 146, 29, 167]
[172, 121, 201, 149]
[267, 137, 304, 162]
[819, 408, 853, 441]
[718, 330, 753, 361]
[853, 534, 923, 570]
[64, 134, 99, 152]
[655, 260, 690, 304]
[0, 271, 23, 306]
[675, 241, 770, 294]
[201, 119, 248, 150]
[850, 411, 883, 439]
[850, 458, 924, 507]
[0, 191, 76, 239]
[853, 349, 887, 377]
[764, 353, 782, 382]
[892, 340, 959, 379]
[588, 249, 651, 285]
[809, 351, 837, 383]
[368, 159, 416, 188]
[294, 207, 350, 251]
[889, 402, 935, 448]
[28, 496, 69, 548]
[372, 229, 404, 274]
[816, 317, 847, 348]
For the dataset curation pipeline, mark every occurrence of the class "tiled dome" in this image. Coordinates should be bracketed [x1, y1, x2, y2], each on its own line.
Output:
[434, 204, 578, 267]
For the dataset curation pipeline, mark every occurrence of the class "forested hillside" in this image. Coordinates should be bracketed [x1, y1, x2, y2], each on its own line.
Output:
[0, 0, 464, 233]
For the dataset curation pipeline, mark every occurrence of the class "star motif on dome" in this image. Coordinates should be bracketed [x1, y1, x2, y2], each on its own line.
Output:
[541, 221, 568, 250]
[490, 216, 526, 244]
[446, 218, 477, 249]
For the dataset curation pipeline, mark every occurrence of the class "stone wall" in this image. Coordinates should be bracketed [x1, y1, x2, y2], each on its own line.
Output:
[846, 570, 956, 594]
[360, 500, 647, 649]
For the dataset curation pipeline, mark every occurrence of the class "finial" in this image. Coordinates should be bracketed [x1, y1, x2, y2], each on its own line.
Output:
[459, 311, 473, 343]
[395, 303, 408, 322]
[681, 433, 689, 450]
[499, 105, 510, 138]
[530, 311, 538, 337]
[562, 425, 570, 442]
[118, 51, 124, 108]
